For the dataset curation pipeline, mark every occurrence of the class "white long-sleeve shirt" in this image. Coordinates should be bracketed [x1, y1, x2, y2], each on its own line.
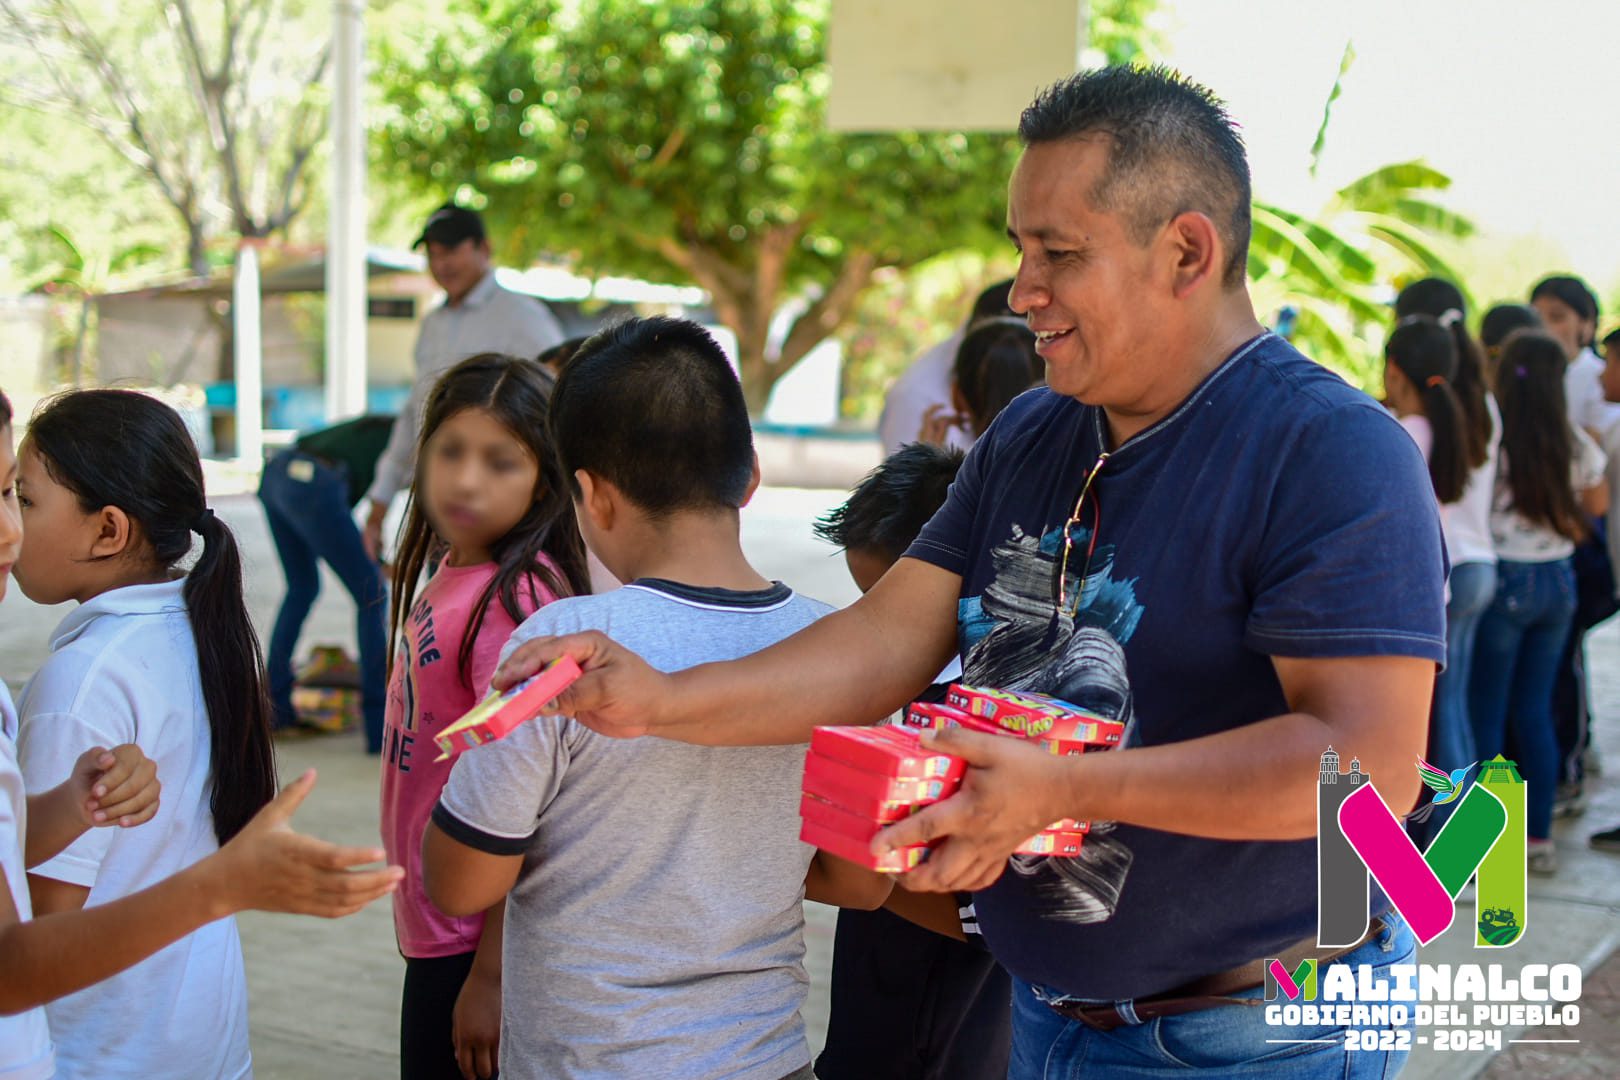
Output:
[367, 272, 564, 506]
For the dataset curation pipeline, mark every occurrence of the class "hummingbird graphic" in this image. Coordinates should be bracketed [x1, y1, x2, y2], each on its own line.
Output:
[1405, 757, 1476, 824]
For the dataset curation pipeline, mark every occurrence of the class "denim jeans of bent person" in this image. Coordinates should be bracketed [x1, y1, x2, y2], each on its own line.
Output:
[259, 450, 389, 752]
[1007, 913, 1415, 1078]
[1419, 560, 1497, 843]
[1467, 557, 1576, 840]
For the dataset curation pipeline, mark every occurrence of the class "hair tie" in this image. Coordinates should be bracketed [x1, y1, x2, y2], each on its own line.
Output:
[1425, 375, 1446, 388]
[1438, 309, 1464, 329]
[1514, 365, 1528, 379]
[191, 507, 215, 533]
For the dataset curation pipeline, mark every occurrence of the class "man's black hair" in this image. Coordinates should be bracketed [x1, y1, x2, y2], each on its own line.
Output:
[1018, 65, 1251, 285]
[551, 316, 754, 516]
[814, 443, 965, 560]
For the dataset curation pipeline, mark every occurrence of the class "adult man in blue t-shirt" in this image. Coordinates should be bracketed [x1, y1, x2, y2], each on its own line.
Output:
[495, 66, 1446, 1077]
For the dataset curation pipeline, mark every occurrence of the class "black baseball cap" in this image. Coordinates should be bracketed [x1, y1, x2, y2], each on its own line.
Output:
[414, 203, 486, 249]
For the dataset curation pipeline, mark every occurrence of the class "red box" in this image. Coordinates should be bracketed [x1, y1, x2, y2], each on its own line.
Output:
[946, 685, 1124, 746]
[1014, 829, 1087, 857]
[800, 817, 929, 872]
[810, 725, 966, 782]
[902, 703, 1006, 738]
[802, 753, 958, 821]
[433, 656, 584, 760]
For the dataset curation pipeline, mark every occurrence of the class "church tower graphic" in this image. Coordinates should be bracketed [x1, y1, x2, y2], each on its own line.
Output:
[1317, 747, 1373, 947]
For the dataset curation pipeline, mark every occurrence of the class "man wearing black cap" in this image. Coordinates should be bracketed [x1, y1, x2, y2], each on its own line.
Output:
[362, 202, 565, 558]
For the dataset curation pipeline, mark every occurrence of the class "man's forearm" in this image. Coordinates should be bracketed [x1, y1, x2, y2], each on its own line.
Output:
[1061, 711, 1425, 841]
[657, 559, 960, 746]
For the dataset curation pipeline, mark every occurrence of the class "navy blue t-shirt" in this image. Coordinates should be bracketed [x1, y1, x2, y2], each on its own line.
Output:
[904, 332, 1446, 1001]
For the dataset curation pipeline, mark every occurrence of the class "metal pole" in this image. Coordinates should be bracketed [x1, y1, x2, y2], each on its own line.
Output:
[233, 241, 264, 463]
[325, 0, 368, 422]
[1076, 0, 1089, 70]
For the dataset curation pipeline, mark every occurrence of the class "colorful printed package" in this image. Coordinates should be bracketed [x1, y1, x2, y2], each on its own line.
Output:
[945, 684, 1125, 746]
[799, 818, 931, 872]
[1013, 829, 1087, 857]
[432, 656, 584, 761]
[810, 724, 968, 781]
[801, 753, 958, 822]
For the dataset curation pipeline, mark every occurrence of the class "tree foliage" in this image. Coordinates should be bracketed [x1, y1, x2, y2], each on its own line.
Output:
[377, 0, 1156, 411]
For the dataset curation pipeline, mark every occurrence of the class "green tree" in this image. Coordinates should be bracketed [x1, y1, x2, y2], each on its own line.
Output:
[378, 0, 1155, 412]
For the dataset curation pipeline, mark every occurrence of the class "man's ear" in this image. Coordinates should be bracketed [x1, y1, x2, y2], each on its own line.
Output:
[741, 452, 762, 508]
[86, 505, 135, 560]
[575, 469, 615, 533]
[1164, 210, 1223, 299]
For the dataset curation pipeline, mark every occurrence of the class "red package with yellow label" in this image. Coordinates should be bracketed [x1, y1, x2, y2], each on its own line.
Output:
[433, 656, 584, 761]
[810, 724, 967, 781]
[801, 753, 959, 821]
[1014, 829, 1087, 857]
[799, 817, 931, 872]
[901, 702, 1005, 738]
[946, 684, 1125, 746]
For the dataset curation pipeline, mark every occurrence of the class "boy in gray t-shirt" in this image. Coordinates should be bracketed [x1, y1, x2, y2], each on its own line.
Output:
[423, 318, 891, 1080]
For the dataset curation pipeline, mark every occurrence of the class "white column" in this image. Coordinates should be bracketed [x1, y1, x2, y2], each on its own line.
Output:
[325, 0, 368, 422]
[233, 241, 263, 463]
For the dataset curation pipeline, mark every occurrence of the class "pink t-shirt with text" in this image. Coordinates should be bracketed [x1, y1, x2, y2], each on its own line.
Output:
[380, 558, 559, 958]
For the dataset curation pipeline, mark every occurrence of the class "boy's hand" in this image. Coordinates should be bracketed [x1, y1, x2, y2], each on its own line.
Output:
[493, 631, 671, 739]
[213, 770, 403, 918]
[71, 744, 160, 828]
[452, 967, 502, 1079]
[873, 727, 1077, 893]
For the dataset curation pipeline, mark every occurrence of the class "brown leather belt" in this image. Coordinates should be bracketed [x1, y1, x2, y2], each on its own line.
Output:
[1046, 917, 1386, 1032]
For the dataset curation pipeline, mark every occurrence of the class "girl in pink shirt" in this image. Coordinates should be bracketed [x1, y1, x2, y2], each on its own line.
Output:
[380, 354, 589, 1080]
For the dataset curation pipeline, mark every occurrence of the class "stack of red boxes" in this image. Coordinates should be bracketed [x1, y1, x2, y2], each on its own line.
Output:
[798, 685, 1124, 872]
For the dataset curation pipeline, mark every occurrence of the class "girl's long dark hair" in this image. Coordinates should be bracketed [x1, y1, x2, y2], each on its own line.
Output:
[389, 354, 590, 687]
[26, 390, 275, 845]
[1494, 331, 1588, 543]
[1387, 316, 1470, 505]
[953, 318, 1043, 436]
[1395, 278, 1490, 468]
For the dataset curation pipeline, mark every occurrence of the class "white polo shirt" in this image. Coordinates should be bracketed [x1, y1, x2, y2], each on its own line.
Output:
[0, 680, 55, 1080]
[368, 271, 566, 506]
[877, 332, 977, 455]
[17, 579, 250, 1080]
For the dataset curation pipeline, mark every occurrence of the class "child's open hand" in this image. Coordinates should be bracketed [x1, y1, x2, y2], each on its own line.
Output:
[71, 744, 161, 828]
[213, 769, 403, 918]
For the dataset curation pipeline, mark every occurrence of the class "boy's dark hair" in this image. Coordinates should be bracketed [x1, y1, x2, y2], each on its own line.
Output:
[26, 390, 275, 845]
[390, 353, 590, 689]
[1018, 65, 1251, 286]
[1602, 327, 1620, 351]
[552, 316, 754, 516]
[815, 443, 965, 561]
[966, 279, 1015, 327]
[1480, 304, 1542, 353]
[1394, 278, 1490, 469]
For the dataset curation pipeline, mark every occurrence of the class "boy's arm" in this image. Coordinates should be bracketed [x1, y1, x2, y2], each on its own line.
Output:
[421, 817, 523, 917]
[0, 772, 399, 1016]
[881, 883, 968, 942]
[804, 850, 893, 911]
[453, 898, 505, 1080]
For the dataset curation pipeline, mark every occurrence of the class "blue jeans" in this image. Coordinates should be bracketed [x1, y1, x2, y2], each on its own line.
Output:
[1008, 914, 1415, 1078]
[259, 450, 388, 753]
[1467, 558, 1575, 839]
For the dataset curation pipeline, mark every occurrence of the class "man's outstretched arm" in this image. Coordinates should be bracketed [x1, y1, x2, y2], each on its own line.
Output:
[493, 557, 963, 746]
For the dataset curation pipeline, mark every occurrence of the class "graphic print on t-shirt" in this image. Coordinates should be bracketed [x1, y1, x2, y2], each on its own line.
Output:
[958, 517, 1144, 926]
[384, 595, 441, 774]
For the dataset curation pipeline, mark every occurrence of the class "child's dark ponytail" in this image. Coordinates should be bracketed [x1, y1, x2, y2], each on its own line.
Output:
[1395, 278, 1491, 468]
[1387, 316, 1470, 505]
[953, 318, 1043, 436]
[25, 391, 276, 845]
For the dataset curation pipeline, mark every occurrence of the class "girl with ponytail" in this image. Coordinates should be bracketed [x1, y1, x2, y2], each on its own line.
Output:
[918, 318, 1044, 444]
[1385, 313, 1497, 833]
[11, 388, 274, 1079]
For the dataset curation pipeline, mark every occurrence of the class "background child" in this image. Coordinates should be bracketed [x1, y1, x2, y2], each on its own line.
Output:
[0, 387, 402, 1077]
[919, 318, 1042, 445]
[812, 442, 1013, 1080]
[1471, 330, 1608, 875]
[382, 353, 589, 1080]
[14, 389, 277, 1080]
[421, 317, 888, 1080]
